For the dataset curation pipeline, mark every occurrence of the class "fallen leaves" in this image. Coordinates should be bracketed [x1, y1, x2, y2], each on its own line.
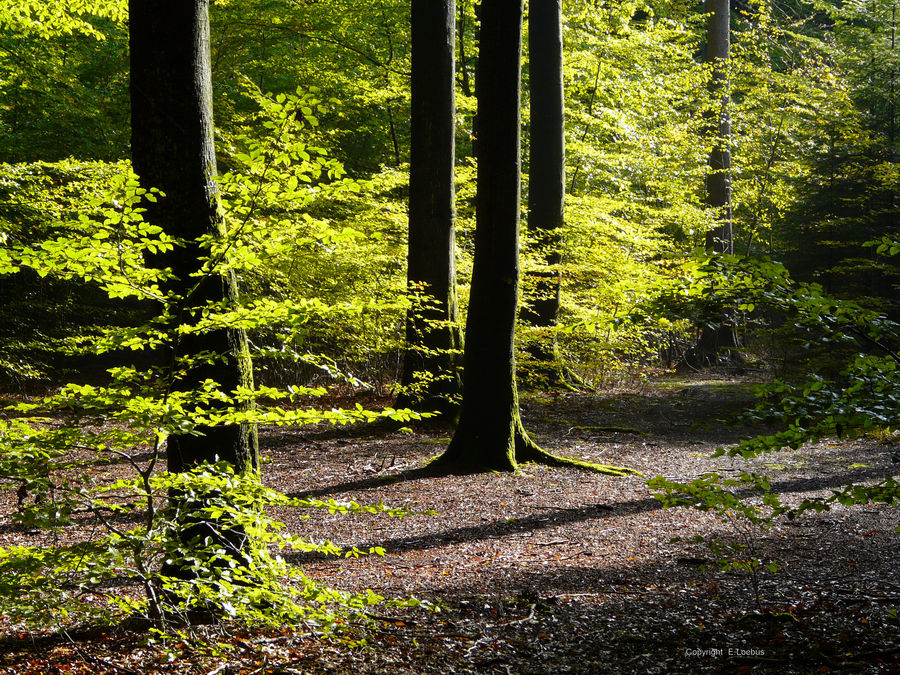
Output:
[1, 376, 898, 673]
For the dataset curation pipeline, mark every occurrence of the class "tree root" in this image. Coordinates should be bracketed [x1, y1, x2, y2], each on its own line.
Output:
[425, 419, 641, 477]
[515, 429, 642, 477]
[566, 425, 646, 436]
[518, 450, 642, 477]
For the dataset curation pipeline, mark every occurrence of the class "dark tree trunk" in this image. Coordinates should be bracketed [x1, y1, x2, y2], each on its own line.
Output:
[686, 0, 742, 369]
[458, 0, 473, 98]
[396, 0, 463, 420]
[521, 0, 566, 385]
[433, 0, 634, 477]
[458, 0, 480, 157]
[129, 0, 258, 473]
[438, 0, 530, 471]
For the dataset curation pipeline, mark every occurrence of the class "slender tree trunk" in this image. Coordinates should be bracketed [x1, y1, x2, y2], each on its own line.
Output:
[686, 0, 742, 368]
[521, 0, 566, 385]
[396, 0, 463, 420]
[130, 0, 258, 557]
[890, 1, 896, 210]
[458, 0, 473, 98]
[459, 0, 480, 157]
[705, 0, 733, 254]
[433, 0, 635, 476]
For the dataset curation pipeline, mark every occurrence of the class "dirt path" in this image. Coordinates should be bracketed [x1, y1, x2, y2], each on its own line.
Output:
[1, 376, 898, 673]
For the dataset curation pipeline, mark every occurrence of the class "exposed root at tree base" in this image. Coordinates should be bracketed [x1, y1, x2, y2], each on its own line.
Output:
[516, 445, 642, 477]
[424, 427, 642, 477]
[515, 425, 641, 476]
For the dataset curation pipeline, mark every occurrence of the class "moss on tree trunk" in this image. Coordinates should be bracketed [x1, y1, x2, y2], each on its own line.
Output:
[130, 0, 258, 473]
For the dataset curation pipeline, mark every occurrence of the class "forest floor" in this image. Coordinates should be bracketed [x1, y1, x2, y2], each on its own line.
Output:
[1, 373, 899, 674]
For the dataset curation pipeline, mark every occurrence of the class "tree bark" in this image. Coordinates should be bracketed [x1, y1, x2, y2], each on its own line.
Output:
[685, 0, 742, 369]
[459, 0, 480, 157]
[129, 0, 258, 473]
[436, 0, 528, 470]
[396, 0, 463, 421]
[433, 0, 635, 477]
[521, 0, 566, 385]
[458, 0, 473, 98]
[705, 0, 733, 254]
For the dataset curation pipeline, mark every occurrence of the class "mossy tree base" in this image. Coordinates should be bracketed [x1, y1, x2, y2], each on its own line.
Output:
[516, 445, 641, 477]
[430, 413, 640, 477]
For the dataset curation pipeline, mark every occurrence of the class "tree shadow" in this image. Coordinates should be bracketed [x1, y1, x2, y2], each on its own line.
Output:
[269, 417, 454, 446]
[285, 463, 896, 564]
[521, 377, 770, 446]
[0, 506, 145, 535]
[286, 462, 472, 500]
[407, 522, 900, 674]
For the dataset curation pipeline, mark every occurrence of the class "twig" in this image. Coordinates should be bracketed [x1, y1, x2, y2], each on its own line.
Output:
[250, 635, 294, 645]
[732, 655, 787, 663]
[561, 550, 590, 560]
[362, 612, 417, 625]
[845, 325, 900, 361]
[566, 425, 644, 436]
[372, 627, 473, 639]
[553, 590, 671, 598]
[831, 588, 900, 602]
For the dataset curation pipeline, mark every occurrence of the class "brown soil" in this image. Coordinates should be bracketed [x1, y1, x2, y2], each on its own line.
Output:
[1, 375, 899, 674]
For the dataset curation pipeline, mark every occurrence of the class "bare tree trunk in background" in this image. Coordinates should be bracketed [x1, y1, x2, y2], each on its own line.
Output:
[686, 0, 743, 369]
[521, 0, 568, 387]
[396, 0, 463, 422]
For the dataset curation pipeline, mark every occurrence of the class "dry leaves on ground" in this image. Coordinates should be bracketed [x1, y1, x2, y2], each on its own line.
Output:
[1, 375, 898, 674]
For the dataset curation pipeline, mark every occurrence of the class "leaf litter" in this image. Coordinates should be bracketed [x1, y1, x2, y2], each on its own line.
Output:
[0, 374, 898, 673]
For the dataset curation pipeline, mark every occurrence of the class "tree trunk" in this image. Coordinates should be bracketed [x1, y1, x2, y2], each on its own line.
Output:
[396, 0, 463, 421]
[458, 0, 473, 98]
[433, 0, 635, 477]
[436, 0, 529, 471]
[521, 0, 567, 386]
[705, 0, 733, 254]
[686, 0, 742, 369]
[459, 0, 479, 157]
[129, 0, 258, 473]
